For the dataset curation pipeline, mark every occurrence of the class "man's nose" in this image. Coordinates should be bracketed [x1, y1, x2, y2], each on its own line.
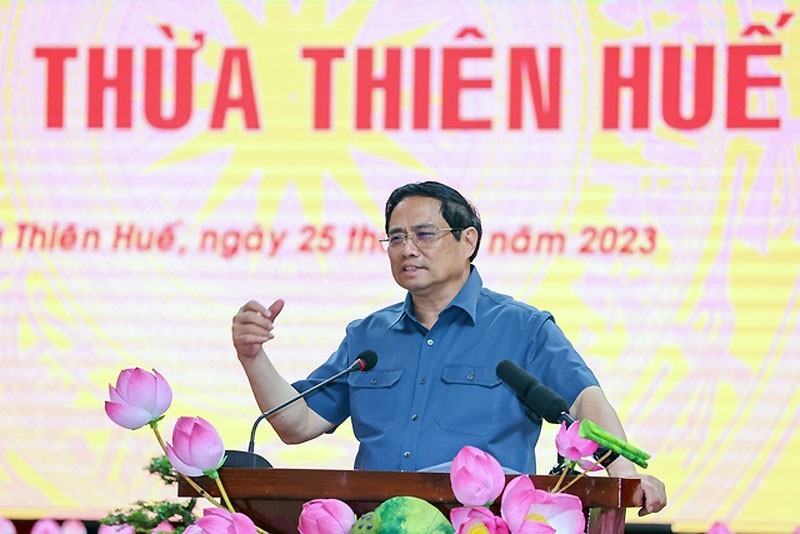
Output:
[400, 235, 420, 254]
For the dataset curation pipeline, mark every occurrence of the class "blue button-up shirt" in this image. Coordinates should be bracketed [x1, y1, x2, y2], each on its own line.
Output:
[293, 267, 598, 473]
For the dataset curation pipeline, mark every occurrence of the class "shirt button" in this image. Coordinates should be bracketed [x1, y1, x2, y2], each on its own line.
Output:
[370, 378, 377, 385]
[467, 373, 475, 381]
[411, 414, 418, 421]
[420, 377, 427, 385]
[403, 451, 411, 458]
[427, 339, 434, 346]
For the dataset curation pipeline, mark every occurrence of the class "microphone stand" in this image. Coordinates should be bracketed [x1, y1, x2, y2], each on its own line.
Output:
[224, 359, 366, 469]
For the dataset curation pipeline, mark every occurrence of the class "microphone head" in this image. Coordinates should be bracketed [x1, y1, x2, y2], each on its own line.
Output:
[496, 360, 570, 424]
[496, 359, 540, 398]
[524, 384, 570, 424]
[356, 350, 378, 371]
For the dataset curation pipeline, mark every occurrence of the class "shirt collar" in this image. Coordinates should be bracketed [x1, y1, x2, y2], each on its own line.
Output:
[389, 266, 482, 328]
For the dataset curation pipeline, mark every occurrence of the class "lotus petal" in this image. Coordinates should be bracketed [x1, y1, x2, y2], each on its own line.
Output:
[105, 401, 152, 430]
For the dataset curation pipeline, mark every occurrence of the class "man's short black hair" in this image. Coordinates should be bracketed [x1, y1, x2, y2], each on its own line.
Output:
[384, 181, 482, 261]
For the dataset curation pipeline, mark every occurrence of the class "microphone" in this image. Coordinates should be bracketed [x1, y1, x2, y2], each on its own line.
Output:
[524, 380, 574, 425]
[496, 359, 548, 424]
[496, 360, 639, 468]
[496, 359, 575, 425]
[225, 350, 378, 468]
[496, 359, 540, 400]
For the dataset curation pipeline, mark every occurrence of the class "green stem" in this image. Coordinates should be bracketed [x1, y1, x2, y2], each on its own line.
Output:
[216, 478, 271, 534]
[214, 477, 235, 513]
[579, 420, 649, 468]
[150, 423, 223, 509]
[550, 461, 572, 493]
[555, 450, 612, 494]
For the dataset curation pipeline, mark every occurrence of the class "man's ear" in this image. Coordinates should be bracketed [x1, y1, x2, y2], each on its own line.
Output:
[462, 227, 478, 258]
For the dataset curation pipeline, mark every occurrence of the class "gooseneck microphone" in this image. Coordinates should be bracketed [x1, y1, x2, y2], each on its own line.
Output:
[225, 349, 378, 468]
[247, 349, 378, 453]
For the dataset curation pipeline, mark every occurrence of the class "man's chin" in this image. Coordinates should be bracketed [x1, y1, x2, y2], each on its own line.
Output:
[395, 275, 429, 294]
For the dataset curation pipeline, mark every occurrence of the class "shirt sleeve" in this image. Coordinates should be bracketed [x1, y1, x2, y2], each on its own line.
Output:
[527, 316, 600, 408]
[291, 334, 353, 430]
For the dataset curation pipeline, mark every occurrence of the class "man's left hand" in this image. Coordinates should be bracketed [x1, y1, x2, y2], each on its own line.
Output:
[629, 472, 667, 516]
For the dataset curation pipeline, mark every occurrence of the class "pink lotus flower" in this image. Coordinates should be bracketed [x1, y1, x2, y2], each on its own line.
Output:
[183, 508, 256, 534]
[510, 522, 554, 534]
[0, 518, 15, 534]
[298, 498, 356, 534]
[501, 476, 584, 534]
[166, 416, 226, 477]
[30, 520, 61, 534]
[555, 421, 598, 469]
[105, 368, 173, 430]
[451, 507, 510, 534]
[61, 520, 87, 534]
[450, 446, 506, 507]
[98, 525, 135, 534]
[151, 521, 175, 533]
[707, 522, 734, 534]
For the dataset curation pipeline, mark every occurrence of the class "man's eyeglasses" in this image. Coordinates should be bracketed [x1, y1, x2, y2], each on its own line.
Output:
[379, 228, 463, 252]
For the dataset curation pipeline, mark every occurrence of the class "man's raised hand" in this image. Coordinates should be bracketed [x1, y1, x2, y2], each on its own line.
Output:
[232, 299, 285, 359]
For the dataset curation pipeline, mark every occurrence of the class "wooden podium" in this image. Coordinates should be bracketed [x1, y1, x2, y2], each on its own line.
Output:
[178, 468, 642, 534]
[179, 468, 642, 533]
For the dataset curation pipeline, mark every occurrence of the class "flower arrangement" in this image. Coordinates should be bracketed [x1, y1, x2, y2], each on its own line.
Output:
[297, 440, 602, 534]
[101, 367, 611, 534]
[97, 454, 199, 533]
[103, 368, 261, 534]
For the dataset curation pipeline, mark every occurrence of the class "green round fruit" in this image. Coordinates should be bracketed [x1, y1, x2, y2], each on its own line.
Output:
[350, 496, 454, 534]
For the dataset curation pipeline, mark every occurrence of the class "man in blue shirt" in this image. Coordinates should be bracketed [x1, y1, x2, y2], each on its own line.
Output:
[232, 181, 666, 516]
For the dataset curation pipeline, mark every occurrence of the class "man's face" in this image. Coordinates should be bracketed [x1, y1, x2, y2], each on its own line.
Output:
[386, 196, 476, 300]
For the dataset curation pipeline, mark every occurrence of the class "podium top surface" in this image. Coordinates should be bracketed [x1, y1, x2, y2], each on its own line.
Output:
[179, 467, 643, 509]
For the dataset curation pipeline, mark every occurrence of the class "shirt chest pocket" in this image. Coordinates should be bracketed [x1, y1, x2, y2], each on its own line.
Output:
[435, 365, 502, 437]
[348, 369, 404, 438]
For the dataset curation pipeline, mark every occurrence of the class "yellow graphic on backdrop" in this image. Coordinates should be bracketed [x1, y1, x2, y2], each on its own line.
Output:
[156, 1, 428, 228]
